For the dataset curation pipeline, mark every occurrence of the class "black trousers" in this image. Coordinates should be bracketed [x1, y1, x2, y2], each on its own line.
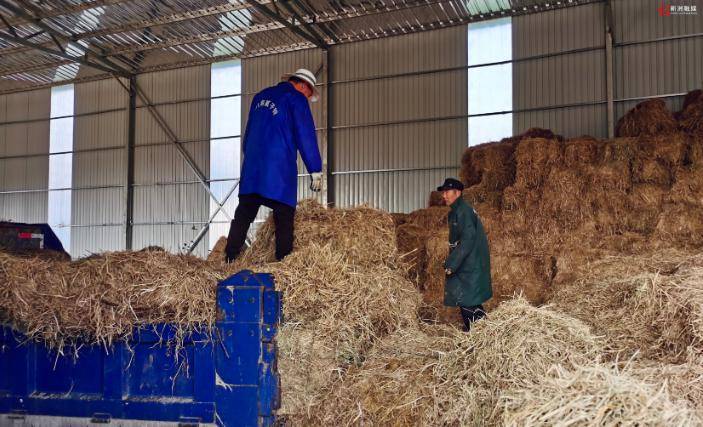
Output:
[460, 305, 486, 331]
[224, 193, 295, 262]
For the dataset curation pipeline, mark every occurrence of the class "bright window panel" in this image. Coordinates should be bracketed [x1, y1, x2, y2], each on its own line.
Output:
[468, 17, 513, 146]
[209, 60, 242, 251]
[48, 85, 74, 252]
[469, 114, 514, 147]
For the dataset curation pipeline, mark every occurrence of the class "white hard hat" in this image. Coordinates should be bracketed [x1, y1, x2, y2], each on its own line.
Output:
[282, 68, 320, 102]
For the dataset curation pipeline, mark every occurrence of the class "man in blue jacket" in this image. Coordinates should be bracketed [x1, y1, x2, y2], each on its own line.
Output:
[224, 68, 323, 263]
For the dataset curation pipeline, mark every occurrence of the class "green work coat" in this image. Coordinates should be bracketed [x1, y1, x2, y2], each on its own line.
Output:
[444, 198, 493, 307]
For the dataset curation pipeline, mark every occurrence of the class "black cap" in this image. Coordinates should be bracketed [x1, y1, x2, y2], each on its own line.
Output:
[436, 178, 464, 192]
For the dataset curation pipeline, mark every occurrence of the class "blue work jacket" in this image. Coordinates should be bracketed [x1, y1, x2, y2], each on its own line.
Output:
[239, 81, 322, 207]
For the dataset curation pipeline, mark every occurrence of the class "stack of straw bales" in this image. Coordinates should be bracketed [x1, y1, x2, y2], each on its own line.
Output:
[397, 91, 703, 317]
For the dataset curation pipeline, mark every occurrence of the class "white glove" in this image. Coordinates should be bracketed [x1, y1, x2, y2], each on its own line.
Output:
[310, 172, 323, 192]
[445, 268, 453, 276]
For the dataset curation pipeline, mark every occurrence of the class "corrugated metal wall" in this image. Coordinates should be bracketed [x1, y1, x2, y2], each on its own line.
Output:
[512, 0, 703, 138]
[332, 26, 466, 212]
[0, 89, 50, 224]
[613, 0, 703, 117]
[72, 78, 128, 256]
[241, 26, 466, 213]
[513, 2, 607, 138]
[133, 65, 211, 257]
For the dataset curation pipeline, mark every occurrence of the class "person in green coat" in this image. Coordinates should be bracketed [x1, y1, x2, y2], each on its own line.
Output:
[437, 178, 493, 331]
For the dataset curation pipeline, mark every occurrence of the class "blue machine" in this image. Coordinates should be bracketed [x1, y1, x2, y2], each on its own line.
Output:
[0, 270, 281, 426]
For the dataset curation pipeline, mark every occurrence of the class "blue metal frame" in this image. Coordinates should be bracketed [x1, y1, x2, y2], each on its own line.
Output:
[0, 270, 281, 426]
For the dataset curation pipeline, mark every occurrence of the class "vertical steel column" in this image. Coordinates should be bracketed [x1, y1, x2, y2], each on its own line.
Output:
[325, 48, 335, 207]
[125, 76, 136, 250]
[605, 0, 615, 139]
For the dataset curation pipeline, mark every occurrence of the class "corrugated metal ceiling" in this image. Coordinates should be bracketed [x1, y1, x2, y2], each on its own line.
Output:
[0, 0, 598, 92]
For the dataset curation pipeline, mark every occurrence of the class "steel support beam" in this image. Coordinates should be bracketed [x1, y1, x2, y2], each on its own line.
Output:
[278, 0, 328, 46]
[1, 0, 131, 29]
[0, 30, 129, 77]
[0, 0, 133, 76]
[605, 0, 615, 138]
[244, 0, 327, 49]
[186, 180, 240, 254]
[324, 48, 335, 206]
[125, 76, 136, 250]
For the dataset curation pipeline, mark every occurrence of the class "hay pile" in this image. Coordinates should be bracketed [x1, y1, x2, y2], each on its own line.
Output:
[549, 249, 703, 362]
[302, 297, 604, 425]
[300, 296, 699, 425]
[212, 200, 422, 420]
[206, 236, 227, 262]
[500, 362, 701, 426]
[0, 249, 221, 352]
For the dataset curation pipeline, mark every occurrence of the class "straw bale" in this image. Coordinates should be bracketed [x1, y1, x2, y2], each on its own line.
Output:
[207, 236, 227, 262]
[237, 199, 398, 268]
[655, 204, 703, 247]
[601, 136, 637, 163]
[616, 99, 678, 137]
[680, 90, 703, 135]
[644, 132, 691, 166]
[563, 136, 601, 167]
[670, 167, 703, 206]
[422, 231, 462, 325]
[585, 161, 633, 192]
[487, 255, 551, 311]
[478, 143, 516, 191]
[518, 127, 565, 141]
[625, 184, 667, 233]
[391, 212, 408, 227]
[428, 190, 444, 207]
[514, 137, 563, 188]
[540, 168, 587, 229]
[403, 206, 449, 230]
[462, 187, 503, 214]
[396, 223, 431, 284]
[692, 136, 703, 164]
[682, 89, 703, 111]
[633, 158, 672, 185]
[500, 363, 702, 426]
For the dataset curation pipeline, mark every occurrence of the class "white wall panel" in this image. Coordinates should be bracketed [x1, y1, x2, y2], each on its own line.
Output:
[0, 88, 50, 223]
